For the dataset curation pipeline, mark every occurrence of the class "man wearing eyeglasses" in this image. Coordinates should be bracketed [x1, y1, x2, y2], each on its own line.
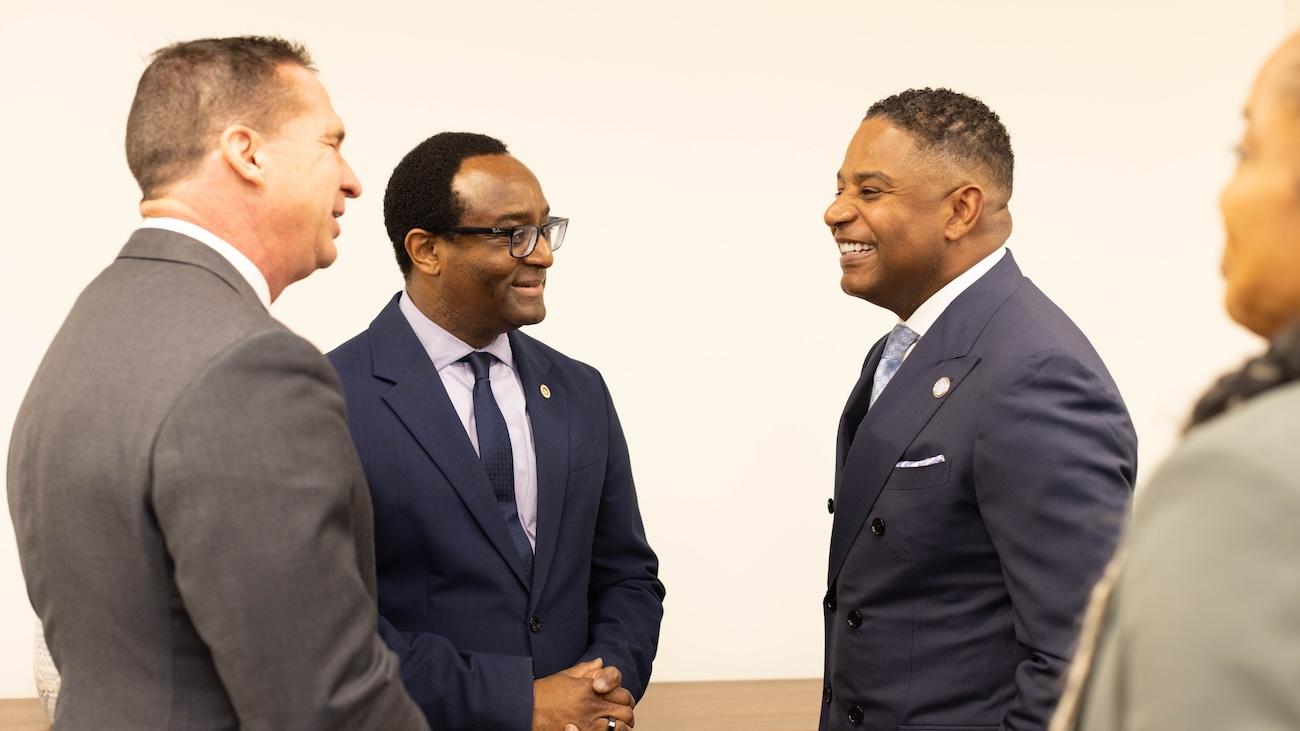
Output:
[328, 132, 664, 731]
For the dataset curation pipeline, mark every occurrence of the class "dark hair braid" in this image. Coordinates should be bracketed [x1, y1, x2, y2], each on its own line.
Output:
[1188, 321, 1300, 430]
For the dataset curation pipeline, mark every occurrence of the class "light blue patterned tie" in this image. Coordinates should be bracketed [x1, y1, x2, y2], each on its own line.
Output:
[870, 324, 920, 408]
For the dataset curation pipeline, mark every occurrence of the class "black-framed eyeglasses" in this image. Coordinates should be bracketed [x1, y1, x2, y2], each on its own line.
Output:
[435, 216, 568, 258]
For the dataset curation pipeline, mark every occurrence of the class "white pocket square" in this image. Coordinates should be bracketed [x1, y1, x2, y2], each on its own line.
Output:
[895, 454, 945, 468]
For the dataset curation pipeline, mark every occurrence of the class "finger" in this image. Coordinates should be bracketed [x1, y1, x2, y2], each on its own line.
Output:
[564, 726, 579, 731]
[601, 687, 635, 708]
[564, 657, 604, 678]
[594, 699, 635, 725]
[585, 716, 634, 731]
[591, 665, 623, 693]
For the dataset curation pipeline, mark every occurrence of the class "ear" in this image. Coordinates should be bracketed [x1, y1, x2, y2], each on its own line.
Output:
[405, 229, 443, 276]
[944, 184, 985, 241]
[219, 125, 265, 187]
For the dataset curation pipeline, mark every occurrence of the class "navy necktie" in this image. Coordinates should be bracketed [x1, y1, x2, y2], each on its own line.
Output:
[461, 351, 533, 582]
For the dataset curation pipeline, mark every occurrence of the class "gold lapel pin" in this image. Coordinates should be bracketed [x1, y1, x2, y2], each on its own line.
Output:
[540, 384, 552, 399]
[932, 377, 951, 399]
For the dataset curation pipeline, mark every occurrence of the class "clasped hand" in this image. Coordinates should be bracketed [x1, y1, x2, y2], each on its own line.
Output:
[533, 658, 635, 731]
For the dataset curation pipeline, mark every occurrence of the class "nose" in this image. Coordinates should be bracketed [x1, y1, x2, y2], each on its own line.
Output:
[526, 233, 554, 269]
[824, 196, 855, 229]
[340, 155, 362, 199]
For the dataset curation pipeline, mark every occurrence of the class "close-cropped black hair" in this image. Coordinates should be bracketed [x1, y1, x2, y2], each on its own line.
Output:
[383, 132, 509, 277]
[1188, 322, 1300, 430]
[865, 87, 1014, 199]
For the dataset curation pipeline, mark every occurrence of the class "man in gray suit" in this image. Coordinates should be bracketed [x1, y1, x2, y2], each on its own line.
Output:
[7, 36, 427, 730]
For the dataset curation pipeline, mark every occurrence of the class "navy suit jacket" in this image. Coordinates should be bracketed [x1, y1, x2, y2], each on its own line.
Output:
[328, 294, 665, 730]
[821, 252, 1137, 731]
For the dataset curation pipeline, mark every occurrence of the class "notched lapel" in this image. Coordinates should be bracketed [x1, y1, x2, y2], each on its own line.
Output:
[510, 332, 568, 608]
[375, 309, 532, 590]
[827, 336, 980, 585]
[837, 336, 887, 471]
[828, 252, 1026, 585]
[821, 253, 1024, 582]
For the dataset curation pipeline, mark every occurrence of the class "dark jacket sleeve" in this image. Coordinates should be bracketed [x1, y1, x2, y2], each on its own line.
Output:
[577, 375, 666, 700]
[973, 349, 1136, 731]
[377, 614, 536, 730]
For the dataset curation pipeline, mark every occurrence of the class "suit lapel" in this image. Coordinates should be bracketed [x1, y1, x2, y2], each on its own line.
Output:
[828, 251, 1027, 584]
[836, 336, 887, 471]
[510, 331, 567, 607]
[828, 347, 981, 583]
[369, 296, 531, 589]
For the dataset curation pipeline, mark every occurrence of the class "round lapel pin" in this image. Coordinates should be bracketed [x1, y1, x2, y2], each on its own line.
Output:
[540, 384, 552, 399]
[932, 377, 951, 399]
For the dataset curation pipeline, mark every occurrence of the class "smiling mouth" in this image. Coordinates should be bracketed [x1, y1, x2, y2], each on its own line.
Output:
[837, 241, 876, 255]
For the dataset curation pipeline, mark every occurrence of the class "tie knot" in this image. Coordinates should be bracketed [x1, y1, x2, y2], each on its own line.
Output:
[460, 351, 496, 381]
[885, 323, 919, 354]
[869, 323, 921, 409]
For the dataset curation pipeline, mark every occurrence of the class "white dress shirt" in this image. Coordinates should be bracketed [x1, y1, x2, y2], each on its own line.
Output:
[899, 246, 1007, 361]
[138, 217, 271, 308]
[399, 291, 538, 549]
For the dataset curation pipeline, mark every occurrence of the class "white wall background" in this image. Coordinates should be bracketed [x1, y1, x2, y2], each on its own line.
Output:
[0, 0, 1290, 698]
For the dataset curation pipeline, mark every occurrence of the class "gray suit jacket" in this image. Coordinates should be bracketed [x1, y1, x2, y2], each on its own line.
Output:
[7, 229, 427, 730]
[1054, 381, 1300, 731]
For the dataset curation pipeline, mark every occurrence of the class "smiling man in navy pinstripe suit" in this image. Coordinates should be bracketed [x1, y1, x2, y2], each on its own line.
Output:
[819, 89, 1137, 731]
[328, 132, 664, 731]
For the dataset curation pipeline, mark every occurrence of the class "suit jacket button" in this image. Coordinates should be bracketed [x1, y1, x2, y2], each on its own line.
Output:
[822, 684, 832, 704]
[529, 615, 542, 633]
[870, 517, 886, 536]
[848, 705, 864, 725]
[847, 610, 862, 629]
[827, 498, 835, 514]
[823, 593, 837, 612]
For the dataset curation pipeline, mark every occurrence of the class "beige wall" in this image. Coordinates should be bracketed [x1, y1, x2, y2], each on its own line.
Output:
[0, 0, 1287, 698]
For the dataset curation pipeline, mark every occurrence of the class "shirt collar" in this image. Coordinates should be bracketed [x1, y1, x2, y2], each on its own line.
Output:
[138, 217, 271, 308]
[398, 290, 514, 372]
[902, 245, 1008, 338]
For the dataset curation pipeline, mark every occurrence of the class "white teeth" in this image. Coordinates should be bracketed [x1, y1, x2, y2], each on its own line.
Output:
[838, 242, 875, 255]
